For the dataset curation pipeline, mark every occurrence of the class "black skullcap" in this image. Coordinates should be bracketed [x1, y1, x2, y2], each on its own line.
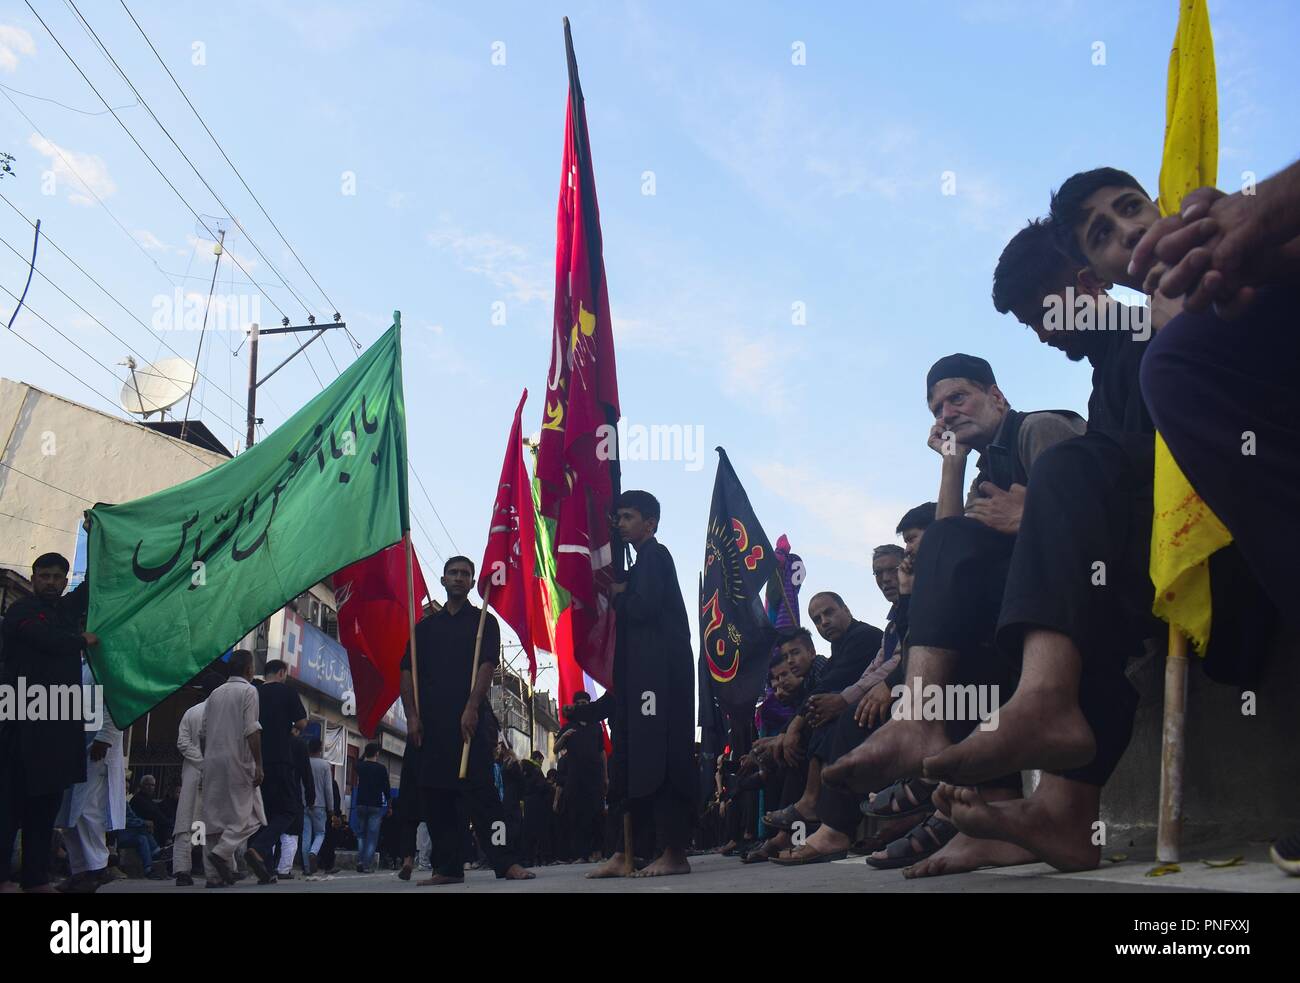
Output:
[926, 354, 996, 402]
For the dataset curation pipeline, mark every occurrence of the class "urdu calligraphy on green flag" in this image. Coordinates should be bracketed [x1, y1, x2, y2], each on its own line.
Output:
[87, 318, 408, 726]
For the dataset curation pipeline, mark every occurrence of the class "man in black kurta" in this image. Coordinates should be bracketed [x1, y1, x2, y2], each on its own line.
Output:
[555, 692, 606, 862]
[0, 553, 93, 892]
[399, 555, 532, 884]
[570, 490, 695, 878]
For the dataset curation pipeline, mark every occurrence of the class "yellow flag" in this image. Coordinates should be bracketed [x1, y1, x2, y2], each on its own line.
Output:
[1149, 0, 1231, 653]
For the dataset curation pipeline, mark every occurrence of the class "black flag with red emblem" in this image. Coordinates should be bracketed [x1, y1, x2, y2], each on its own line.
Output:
[699, 447, 780, 723]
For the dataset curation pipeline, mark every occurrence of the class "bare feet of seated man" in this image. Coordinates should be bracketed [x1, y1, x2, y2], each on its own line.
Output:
[921, 683, 1094, 785]
[821, 716, 951, 794]
[902, 784, 1034, 878]
[938, 779, 1102, 872]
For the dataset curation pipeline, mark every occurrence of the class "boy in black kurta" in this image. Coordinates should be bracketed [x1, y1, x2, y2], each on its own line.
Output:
[571, 490, 695, 878]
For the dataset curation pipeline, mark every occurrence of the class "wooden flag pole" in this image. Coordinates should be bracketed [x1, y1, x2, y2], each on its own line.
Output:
[459, 583, 492, 779]
[1157, 625, 1189, 862]
[623, 812, 634, 875]
[404, 532, 421, 718]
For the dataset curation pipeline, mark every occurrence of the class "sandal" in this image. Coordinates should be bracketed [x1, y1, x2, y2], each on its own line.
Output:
[864, 814, 957, 870]
[862, 777, 937, 821]
[770, 846, 849, 866]
[763, 804, 819, 833]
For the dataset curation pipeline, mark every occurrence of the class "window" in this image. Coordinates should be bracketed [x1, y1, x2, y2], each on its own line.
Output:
[323, 606, 339, 640]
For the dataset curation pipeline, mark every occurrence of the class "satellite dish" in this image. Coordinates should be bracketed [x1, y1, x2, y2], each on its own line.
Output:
[119, 356, 196, 419]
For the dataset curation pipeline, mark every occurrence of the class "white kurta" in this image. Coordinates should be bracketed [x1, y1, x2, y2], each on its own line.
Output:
[171, 700, 206, 874]
[57, 660, 126, 875]
[200, 676, 265, 863]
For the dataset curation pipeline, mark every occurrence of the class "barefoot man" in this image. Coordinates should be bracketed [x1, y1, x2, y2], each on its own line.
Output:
[568, 490, 696, 879]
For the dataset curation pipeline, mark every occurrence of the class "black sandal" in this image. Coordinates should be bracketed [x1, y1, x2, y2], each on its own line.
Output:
[862, 777, 936, 821]
[763, 804, 819, 833]
[864, 814, 958, 870]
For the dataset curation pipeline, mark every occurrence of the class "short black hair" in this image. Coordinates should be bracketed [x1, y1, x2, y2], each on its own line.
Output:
[896, 502, 937, 534]
[1049, 167, 1149, 264]
[778, 627, 817, 656]
[809, 591, 847, 611]
[443, 555, 475, 575]
[992, 219, 1080, 314]
[308, 738, 323, 754]
[32, 552, 70, 575]
[228, 649, 254, 676]
[616, 489, 661, 523]
[872, 544, 905, 562]
[573, 690, 590, 702]
[364, 741, 380, 758]
[263, 659, 288, 676]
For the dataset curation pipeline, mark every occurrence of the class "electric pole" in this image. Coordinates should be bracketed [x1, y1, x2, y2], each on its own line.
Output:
[244, 313, 348, 450]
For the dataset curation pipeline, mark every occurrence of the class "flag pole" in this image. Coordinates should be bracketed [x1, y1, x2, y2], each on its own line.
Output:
[404, 531, 421, 719]
[1157, 626, 1188, 862]
[459, 583, 492, 779]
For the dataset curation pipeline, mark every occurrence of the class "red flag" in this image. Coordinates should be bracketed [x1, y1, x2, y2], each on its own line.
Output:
[333, 540, 430, 738]
[479, 389, 544, 681]
[536, 19, 621, 687]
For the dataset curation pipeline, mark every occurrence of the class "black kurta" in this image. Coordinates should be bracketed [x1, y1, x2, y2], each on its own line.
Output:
[0, 581, 89, 795]
[400, 602, 500, 789]
[587, 537, 695, 805]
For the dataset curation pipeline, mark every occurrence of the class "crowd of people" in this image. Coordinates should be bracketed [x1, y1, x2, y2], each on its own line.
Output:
[2, 157, 1297, 890]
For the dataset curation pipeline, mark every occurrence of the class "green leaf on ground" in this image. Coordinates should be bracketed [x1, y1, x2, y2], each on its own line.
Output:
[1145, 863, 1182, 877]
[1201, 856, 1245, 868]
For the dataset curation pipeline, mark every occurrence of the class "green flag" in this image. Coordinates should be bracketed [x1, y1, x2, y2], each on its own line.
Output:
[87, 317, 408, 725]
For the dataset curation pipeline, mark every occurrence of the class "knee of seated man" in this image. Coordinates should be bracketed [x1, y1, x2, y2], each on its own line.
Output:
[1023, 436, 1099, 498]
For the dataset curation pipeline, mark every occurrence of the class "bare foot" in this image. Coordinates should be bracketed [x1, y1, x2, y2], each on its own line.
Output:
[921, 689, 1094, 786]
[499, 863, 535, 880]
[903, 832, 1036, 879]
[586, 852, 632, 878]
[418, 873, 465, 885]
[942, 784, 1100, 871]
[631, 850, 691, 877]
[822, 718, 950, 793]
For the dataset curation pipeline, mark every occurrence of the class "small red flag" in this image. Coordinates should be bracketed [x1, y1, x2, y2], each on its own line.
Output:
[479, 389, 544, 681]
[334, 540, 429, 737]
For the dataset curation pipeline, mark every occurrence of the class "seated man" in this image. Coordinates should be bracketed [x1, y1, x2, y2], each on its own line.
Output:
[906, 170, 1170, 872]
[1132, 157, 1300, 875]
[829, 354, 1086, 871]
[772, 568, 919, 864]
[737, 652, 820, 862]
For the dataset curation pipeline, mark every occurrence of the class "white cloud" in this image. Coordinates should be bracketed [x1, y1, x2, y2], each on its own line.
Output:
[0, 25, 35, 73]
[132, 229, 189, 257]
[26, 133, 116, 205]
[425, 225, 549, 303]
[751, 459, 909, 563]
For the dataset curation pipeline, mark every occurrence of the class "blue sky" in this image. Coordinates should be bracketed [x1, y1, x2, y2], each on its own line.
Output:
[2, 0, 1296, 697]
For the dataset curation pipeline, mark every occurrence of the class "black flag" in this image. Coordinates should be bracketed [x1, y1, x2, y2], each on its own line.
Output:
[699, 448, 780, 725]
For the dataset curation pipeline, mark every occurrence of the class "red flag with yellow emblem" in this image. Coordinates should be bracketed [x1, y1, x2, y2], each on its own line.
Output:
[535, 19, 622, 688]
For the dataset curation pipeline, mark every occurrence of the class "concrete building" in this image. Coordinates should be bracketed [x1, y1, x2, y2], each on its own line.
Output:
[0, 379, 230, 575]
[490, 654, 561, 767]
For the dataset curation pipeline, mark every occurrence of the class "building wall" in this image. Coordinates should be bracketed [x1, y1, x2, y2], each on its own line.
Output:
[0, 379, 228, 574]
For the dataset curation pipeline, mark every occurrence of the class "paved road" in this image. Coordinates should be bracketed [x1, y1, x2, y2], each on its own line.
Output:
[99, 840, 1297, 893]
